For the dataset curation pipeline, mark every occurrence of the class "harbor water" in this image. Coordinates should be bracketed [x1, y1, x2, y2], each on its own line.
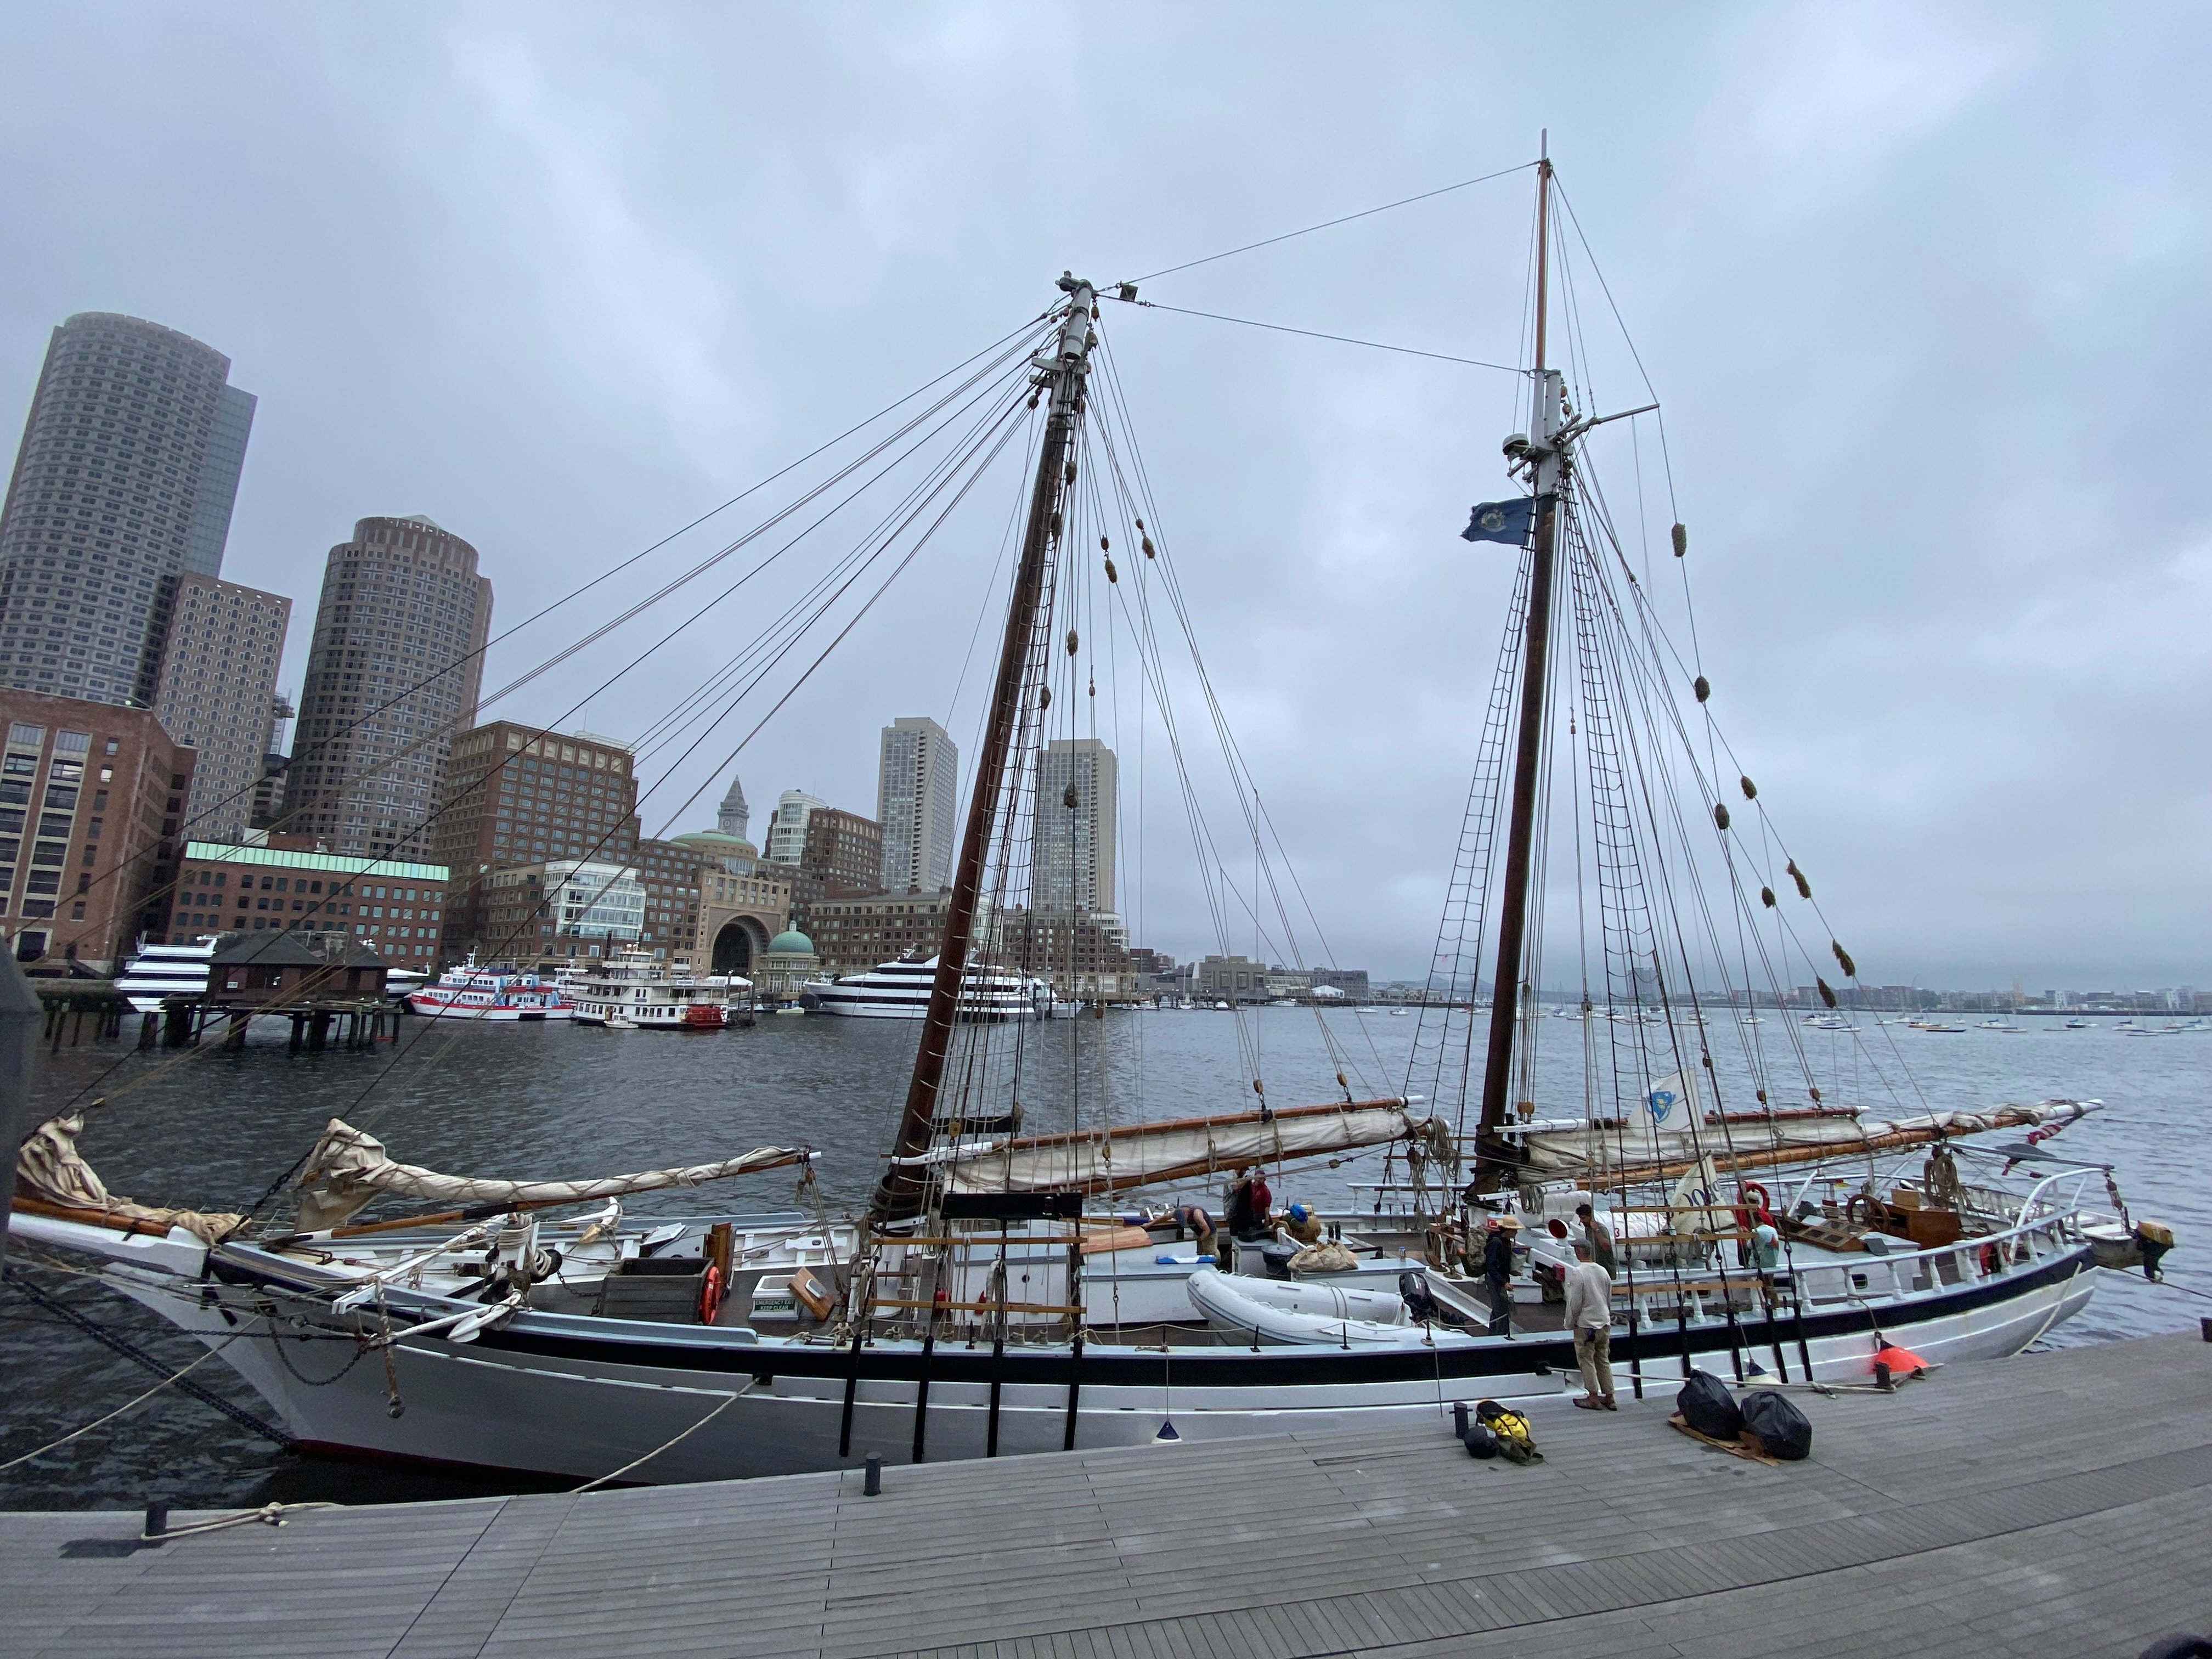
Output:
[3, 1005, 2205, 1510]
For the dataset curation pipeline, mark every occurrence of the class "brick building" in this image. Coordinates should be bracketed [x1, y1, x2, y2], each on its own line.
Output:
[989, 907, 1139, 1000]
[0, 690, 193, 972]
[174, 840, 449, 969]
[805, 889, 952, 975]
[635, 837, 706, 965]
[778, 805, 882, 932]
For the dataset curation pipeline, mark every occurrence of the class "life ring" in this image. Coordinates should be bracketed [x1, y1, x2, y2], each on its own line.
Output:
[1845, 1193, 1883, 1229]
[1738, 1182, 1773, 1224]
[698, 1263, 725, 1326]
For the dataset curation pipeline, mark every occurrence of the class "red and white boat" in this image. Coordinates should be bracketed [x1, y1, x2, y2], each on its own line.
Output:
[405, 956, 575, 1022]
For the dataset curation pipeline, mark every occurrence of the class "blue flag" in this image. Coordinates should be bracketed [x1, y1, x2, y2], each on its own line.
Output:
[1461, 496, 1537, 545]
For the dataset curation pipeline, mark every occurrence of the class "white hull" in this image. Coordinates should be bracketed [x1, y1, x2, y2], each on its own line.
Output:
[69, 1221, 2096, 1486]
[406, 994, 575, 1023]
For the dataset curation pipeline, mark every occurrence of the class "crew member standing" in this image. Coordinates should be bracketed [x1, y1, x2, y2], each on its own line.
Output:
[1481, 1214, 1521, 1338]
[1565, 1238, 1618, 1410]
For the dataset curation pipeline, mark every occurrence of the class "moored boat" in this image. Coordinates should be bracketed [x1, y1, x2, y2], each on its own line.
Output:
[406, 955, 575, 1022]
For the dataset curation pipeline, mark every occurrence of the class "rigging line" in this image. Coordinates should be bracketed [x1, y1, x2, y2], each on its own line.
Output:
[1116, 300, 1521, 374]
[1551, 179, 1679, 520]
[1121, 160, 1537, 285]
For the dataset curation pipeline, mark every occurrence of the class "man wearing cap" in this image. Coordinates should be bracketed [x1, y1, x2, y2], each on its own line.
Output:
[1566, 1238, 1618, 1410]
[1481, 1214, 1521, 1338]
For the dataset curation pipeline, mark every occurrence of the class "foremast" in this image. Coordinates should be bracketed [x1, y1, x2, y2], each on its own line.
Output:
[1472, 149, 1569, 1190]
[871, 274, 1098, 1226]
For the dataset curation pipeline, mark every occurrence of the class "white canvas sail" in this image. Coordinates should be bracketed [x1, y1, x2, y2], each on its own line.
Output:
[901, 1099, 1443, 1197]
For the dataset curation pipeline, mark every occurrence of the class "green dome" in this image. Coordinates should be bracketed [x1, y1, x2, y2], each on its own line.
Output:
[768, 928, 815, 955]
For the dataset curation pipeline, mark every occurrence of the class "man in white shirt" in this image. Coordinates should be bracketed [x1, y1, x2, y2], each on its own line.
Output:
[1564, 1239, 1617, 1410]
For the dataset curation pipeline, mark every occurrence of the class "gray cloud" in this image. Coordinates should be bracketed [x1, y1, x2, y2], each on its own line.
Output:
[1, 2, 2202, 990]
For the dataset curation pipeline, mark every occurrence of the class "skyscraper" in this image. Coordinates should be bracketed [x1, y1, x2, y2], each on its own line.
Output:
[285, 516, 492, 857]
[877, 715, 957, 893]
[154, 574, 290, 842]
[716, 772, 749, 840]
[764, 789, 825, 865]
[1035, 736, 1117, 914]
[0, 313, 256, 708]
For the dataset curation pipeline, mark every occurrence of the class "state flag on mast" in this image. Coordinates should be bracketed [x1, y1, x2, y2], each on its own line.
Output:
[1461, 495, 1539, 545]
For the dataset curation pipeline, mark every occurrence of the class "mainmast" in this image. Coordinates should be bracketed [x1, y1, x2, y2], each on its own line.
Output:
[1472, 146, 1568, 1185]
[871, 274, 1097, 1224]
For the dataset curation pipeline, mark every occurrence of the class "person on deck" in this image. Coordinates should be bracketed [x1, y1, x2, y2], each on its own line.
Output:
[1565, 1238, 1618, 1410]
[1170, 1203, 1218, 1260]
[1481, 1214, 1521, 1338]
[1575, 1203, 1617, 1277]
[1225, 1165, 1275, 1246]
[1282, 1203, 1324, 1248]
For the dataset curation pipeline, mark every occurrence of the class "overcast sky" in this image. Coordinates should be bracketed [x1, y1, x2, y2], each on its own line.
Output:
[2, 3, 2204, 990]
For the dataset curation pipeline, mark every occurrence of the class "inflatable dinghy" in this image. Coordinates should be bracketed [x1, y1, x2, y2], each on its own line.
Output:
[1186, 1267, 1420, 1346]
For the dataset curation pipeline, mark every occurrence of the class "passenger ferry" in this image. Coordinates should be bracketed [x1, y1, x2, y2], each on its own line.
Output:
[115, 935, 223, 1013]
[800, 951, 1048, 1020]
[567, 948, 746, 1030]
[405, 956, 575, 1022]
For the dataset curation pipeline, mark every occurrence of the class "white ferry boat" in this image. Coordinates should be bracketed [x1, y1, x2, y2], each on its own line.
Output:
[800, 951, 1047, 1020]
[406, 956, 575, 1022]
[568, 948, 746, 1030]
[115, 935, 223, 1013]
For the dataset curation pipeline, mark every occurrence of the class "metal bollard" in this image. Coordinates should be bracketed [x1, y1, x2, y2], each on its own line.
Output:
[863, 1454, 882, 1496]
[143, 1500, 170, 1539]
[1452, 1401, 1470, 1441]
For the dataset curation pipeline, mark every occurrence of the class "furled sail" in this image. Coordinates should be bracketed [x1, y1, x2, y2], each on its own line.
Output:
[14, 1113, 245, 1244]
[898, 1098, 1446, 1198]
[292, 1119, 817, 1231]
[1500, 1098, 2095, 1185]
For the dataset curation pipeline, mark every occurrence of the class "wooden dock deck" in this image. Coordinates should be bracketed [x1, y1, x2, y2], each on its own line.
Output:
[3, 1331, 2205, 1658]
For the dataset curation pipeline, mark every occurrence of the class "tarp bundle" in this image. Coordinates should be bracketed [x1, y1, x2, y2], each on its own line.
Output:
[899, 1099, 1443, 1197]
[293, 1119, 816, 1231]
[14, 1113, 244, 1243]
[1506, 1099, 2095, 1184]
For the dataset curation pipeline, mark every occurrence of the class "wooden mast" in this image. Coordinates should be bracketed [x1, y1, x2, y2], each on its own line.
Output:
[871, 275, 1097, 1224]
[1472, 143, 1565, 1184]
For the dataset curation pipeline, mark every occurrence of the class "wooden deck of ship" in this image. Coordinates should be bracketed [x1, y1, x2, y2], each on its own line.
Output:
[2, 1330, 2205, 1658]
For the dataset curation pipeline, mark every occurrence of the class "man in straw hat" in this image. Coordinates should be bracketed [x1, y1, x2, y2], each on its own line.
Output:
[1481, 1213, 1521, 1338]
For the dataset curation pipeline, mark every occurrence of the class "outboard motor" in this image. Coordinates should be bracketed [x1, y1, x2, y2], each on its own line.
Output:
[1400, 1268, 1440, 1323]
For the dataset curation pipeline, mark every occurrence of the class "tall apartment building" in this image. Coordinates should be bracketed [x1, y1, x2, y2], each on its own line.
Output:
[782, 805, 882, 931]
[153, 574, 290, 842]
[285, 516, 492, 858]
[0, 689, 195, 971]
[763, 789, 825, 865]
[877, 715, 957, 894]
[430, 722, 639, 959]
[0, 313, 255, 708]
[249, 693, 293, 830]
[1035, 736, 1117, 915]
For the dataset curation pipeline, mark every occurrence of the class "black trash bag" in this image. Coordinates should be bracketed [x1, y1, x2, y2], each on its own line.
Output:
[1463, 1423, 1500, 1460]
[1737, 1389, 1812, 1461]
[1675, 1370, 1742, 1441]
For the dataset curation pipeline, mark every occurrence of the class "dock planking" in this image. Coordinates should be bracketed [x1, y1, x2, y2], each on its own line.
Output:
[0, 1332, 2204, 1658]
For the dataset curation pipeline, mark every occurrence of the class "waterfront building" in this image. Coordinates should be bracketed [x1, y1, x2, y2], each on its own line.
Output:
[284, 516, 493, 859]
[174, 840, 448, 968]
[153, 574, 290, 842]
[633, 837, 705, 965]
[757, 926, 821, 998]
[1035, 737, 1117, 915]
[715, 772, 749, 839]
[764, 788, 825, 865]
[207, 932, 391, 1005]
[877, 716, 957, 893]
[806, 889, 952, 975]
[0, 313, 256, 708]
[428, 722, 638, 962]
[778, 804, 882, 933]
[1194, 953, 1268, 1003]
[1308, 967, 1371, 999]
[989, 905, 1138, 1000]
[478, 857, 644, 967]
[667, 827, 791, 975]
[0, 689, 194, 971]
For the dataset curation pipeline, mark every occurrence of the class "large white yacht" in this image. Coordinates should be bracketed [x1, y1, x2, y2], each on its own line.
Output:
[114, 935, 223, 1014]
[800, 951, 1048, 1020]
[567, 947, 748, 1030]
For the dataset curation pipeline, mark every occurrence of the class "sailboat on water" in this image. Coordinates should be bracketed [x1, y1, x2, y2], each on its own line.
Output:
[12, 156, 2169, 1484]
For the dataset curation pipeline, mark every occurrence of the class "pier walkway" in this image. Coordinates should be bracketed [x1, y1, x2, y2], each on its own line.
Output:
[3, 1331, 2205, 1658]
